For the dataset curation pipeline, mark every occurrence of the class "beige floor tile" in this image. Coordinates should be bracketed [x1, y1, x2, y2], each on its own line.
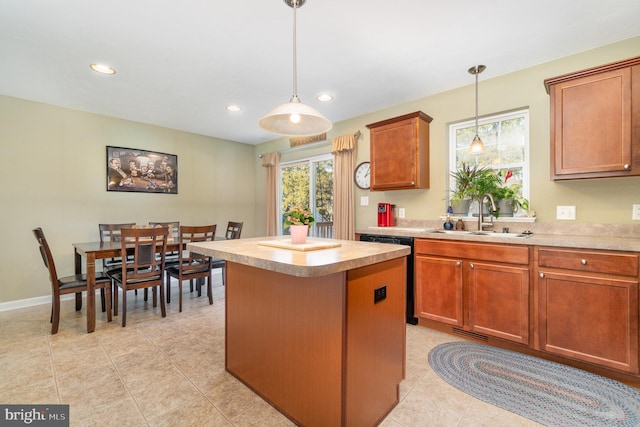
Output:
[4, 278, 633, 427]
[147, 395, 231, 427]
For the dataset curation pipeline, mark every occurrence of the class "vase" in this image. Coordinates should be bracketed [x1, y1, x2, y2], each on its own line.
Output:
[497, 198, 514, 217]
[451, 199, 472, 216]
[289, 225, 309, 244]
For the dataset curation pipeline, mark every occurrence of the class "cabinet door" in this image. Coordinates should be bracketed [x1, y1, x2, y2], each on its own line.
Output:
[468, 262, 530, 344]
[415, 255, 463, 326]
[538, 271, 639, 373]
[550, 67, 632, 179]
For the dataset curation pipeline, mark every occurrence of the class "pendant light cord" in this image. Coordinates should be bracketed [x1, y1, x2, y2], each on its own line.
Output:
[292, 0, 298, 98]
[474, 70, 479, 134]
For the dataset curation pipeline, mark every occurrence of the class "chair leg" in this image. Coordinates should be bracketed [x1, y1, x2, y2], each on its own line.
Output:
[105, 285, 112, 322]
[51, 295, 60, 335]
[121, 288, 127, 327]
[166, 272, 171, 304]
[207, 273, 213, 305]
[178, 279, 183, 313]
[75, 292, 82, 311]
[159, 284, 166, 318]
[113, 285, 119, 316]
[144, 288, 148, 301]
[100, 288, 106, 312]
[152, 287, 157, 308]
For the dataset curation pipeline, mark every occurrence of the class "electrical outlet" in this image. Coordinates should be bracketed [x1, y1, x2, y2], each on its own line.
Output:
[398, 208, 406, 218]
[374, 285, 387, 304]
[633, 204, 640, 220]
[360, 196, 369, 206]
[556, 205, 576, 220]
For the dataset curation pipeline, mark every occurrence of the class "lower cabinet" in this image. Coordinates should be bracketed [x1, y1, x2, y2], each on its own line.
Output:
[415, 239, 531, 345]
[536, 247, 639, 373]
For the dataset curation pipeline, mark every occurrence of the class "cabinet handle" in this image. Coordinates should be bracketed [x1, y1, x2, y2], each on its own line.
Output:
[539, 272, 545, 278]
[624, 164, 630, 170]
[470, 263, 474, 269]
[581, 259, 587, 265]
[456, 261, 461, 266]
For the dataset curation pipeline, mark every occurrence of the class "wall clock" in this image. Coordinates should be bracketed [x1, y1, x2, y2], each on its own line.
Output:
[354, 161, 371, 189]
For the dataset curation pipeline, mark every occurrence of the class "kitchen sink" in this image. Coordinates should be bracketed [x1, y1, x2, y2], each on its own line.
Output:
[428, 230, 475, 235]
[471, 231, 532, 238]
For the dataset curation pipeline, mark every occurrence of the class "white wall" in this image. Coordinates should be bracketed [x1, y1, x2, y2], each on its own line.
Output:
[0, 96, 256, 303]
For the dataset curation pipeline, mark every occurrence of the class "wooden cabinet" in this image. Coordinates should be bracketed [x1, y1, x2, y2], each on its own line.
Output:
[366, 111, 432, 190]
[415, 239, 531, 344]
[536, 247, 639, 373]
[544, 56, 640, 180]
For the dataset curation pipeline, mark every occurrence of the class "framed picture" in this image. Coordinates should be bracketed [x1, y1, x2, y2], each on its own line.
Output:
[106, 146, 178, 194]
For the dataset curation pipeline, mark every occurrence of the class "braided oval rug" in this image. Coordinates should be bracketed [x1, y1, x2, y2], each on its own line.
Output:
[428, 342, 640, 427]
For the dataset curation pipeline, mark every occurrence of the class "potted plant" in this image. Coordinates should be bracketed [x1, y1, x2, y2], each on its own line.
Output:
[284, 206, 315, 244]
[492, 170, 529, 216]
[449, 163, 484, 215]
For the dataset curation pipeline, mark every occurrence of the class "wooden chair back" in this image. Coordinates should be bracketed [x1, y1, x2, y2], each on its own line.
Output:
[99, 223, 136, 270]
[179, 225, 216, 271]
[225, 221, 243, 239]
[33, 227, 58, 287]
[119, 227, 168, 287]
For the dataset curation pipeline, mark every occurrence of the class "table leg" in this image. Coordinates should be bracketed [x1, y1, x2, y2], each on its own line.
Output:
[74, 250, 83, 310]
[86, 253, 96, 333]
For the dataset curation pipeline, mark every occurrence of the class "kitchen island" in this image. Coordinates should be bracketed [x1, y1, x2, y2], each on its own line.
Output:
[188, 236, 410, 427]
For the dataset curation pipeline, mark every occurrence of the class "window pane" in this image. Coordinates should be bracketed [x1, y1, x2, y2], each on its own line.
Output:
[449, 109, 529, 211]
[314, 159, 333, 222]
[281, 163, 310, 215]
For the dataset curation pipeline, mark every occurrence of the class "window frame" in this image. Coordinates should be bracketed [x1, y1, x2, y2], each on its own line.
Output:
[448, 108, 530, 211]
[278, 153, 334, 235]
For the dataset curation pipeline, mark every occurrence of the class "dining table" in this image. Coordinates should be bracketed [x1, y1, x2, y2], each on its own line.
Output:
[73, 239, 183, 333]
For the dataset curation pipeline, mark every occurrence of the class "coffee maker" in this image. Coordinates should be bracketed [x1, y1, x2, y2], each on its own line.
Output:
[377, 203, 397, 227]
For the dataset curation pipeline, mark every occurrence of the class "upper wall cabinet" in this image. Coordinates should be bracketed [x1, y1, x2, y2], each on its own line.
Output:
[544, 56, 640, 180]
[366, 111, 433, 190]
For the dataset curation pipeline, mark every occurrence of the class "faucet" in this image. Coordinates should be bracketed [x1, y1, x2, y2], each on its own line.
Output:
[478, 193, 497, 231]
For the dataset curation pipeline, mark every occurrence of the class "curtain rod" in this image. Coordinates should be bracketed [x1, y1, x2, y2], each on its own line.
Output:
[258, 130, 361, 158]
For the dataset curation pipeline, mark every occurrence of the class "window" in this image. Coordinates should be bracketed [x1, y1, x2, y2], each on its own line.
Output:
[449, 108, 529, 214]
[279, 153, 334, 236]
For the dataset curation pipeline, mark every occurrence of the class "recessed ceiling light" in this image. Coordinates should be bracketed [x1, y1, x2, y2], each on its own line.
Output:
[317, 94, 334, 102]
[226, 105, 241, 112]
[90, 64, 116, 75]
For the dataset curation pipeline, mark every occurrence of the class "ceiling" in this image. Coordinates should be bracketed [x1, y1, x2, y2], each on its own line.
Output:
[1, 1, 639, 145]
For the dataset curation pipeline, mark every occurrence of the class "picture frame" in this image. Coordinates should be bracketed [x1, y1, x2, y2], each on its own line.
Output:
[106, 146, 178, 194]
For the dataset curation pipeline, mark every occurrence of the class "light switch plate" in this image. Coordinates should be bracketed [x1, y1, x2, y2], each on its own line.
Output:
[633, 204, 640, 220]
[398, 208, 406, 218]
[360, 196, 369, 206]
[557, 205, 576, 220]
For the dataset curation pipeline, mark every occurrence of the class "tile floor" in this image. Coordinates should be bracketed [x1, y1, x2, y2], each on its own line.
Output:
[0, 271, 544, 427]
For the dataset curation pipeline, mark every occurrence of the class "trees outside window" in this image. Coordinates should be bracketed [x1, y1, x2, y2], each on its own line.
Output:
[279, 154, 333, 236]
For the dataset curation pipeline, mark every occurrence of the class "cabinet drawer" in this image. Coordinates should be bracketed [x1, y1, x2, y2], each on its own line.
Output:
[415, 239, 530, 265]
[538, 248, 638, 277]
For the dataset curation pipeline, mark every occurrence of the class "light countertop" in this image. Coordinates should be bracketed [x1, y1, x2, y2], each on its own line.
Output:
[188, 236, 411, 278]
[357, 226, 640, 252]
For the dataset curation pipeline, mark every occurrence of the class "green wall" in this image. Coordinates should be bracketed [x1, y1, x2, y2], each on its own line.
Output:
[254, 36, 640, 230]
[0, 96, 256, 304]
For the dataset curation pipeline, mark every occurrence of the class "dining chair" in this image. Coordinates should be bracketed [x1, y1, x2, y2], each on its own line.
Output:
[110, 226, 169, 327]
[149, 221, 180, 265]
[33, 227, 112, 334]
[165, 225, 216, 312]
[212, 221, 243, 286]
[99, 223, 136, 273]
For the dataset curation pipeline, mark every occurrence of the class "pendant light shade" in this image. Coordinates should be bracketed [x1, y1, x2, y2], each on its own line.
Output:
[468, 65, 486, 154]
[259, 0, 332, 136]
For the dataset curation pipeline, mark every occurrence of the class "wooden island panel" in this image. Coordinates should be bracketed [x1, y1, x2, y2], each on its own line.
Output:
[225, 257, 406, 427]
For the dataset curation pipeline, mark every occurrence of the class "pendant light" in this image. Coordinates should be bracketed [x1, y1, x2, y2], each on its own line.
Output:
[259, 0, 332, 136]
[468, 65, 486, 154]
